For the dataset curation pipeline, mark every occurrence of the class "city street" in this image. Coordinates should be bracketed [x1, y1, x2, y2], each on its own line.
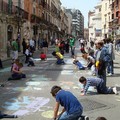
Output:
[0, 43, 120, 120]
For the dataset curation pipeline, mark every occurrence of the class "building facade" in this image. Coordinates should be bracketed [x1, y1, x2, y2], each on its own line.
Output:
[101, 0, 112, 39]
[88, 11, 95, 41]
[0, 0, 70, 53]
[84, 28, 89, 41]
[109, 0, 120, 40]
[66, 9, 84, 38]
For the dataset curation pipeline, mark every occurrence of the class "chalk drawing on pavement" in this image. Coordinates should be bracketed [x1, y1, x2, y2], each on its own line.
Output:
[28, 74, 51, 81]
[78, 83, 95, 92]
[41, 110, 53, 119]
[64, 59, 73, 64]
[26, 81, 49, 87]
[60, 81, 74, 86]
[2, 96, 50, 116]
[61, 70, 73, 75]
[115, 96, 120, 102]
[11, 86, 42, 92]
[41, 110, 60, 119]
[0, 67, 11, 73]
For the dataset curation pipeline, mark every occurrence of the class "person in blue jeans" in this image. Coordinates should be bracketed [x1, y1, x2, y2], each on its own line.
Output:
[50, 85, 83, 120]
[79, 76, 118, 96]
[73, 59, 85, 70]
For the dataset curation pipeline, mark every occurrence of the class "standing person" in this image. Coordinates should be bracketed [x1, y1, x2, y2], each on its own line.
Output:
[50, 85, 84, 120]
[79, 76, 118, 95]
[29, 37, 35, 54]
[7, 40, 11, 58]
[105, 38, 115, 76]
[42, 38, 48, 55]
[0, 53, 3, 69]
[22, 38, 27, 54]
[95, 40, 110, 86]
[25, 46, 31, 63]
[38, 37, 41, 50]
[69, 36, 75, 58]
[65, 40, 69, 53]
[11, 39, 18, 60]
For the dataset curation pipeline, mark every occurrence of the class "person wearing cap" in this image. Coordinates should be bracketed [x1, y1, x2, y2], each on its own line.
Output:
[50, 85, 83, 120]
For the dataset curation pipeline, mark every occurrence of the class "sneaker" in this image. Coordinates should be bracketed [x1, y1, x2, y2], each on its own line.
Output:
[107, 73, 112, 76]
[113, 87, 118, 95]
[84, 116, 89, 120]
[78, 116, 89, 120]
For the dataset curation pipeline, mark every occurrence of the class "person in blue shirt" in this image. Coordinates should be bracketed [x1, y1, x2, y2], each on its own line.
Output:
[50, 85, 83, 120]
[73, 59, 85, 70]
[79, 76, 118, 96]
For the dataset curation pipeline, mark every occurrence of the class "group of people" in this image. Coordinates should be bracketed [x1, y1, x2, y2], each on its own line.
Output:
[51, 38, 119, 120]
[51, 36, 76, 65]
[0, 36, 118, 119]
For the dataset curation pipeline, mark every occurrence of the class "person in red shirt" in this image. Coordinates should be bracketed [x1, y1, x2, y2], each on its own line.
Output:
[40, 52, 47, 61]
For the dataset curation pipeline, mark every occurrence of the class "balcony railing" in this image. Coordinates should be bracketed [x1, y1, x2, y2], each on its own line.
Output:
[0, 1, 28, 20]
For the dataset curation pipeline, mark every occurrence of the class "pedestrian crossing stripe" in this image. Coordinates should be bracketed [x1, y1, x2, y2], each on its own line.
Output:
[61, 70, 73, 75]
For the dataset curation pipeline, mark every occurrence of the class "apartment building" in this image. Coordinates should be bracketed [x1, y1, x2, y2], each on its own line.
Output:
[109, 0, 120, 40]
[84, 28, 89, 41]
[101, 0, 112, 39]
[66, 9, 84, 38]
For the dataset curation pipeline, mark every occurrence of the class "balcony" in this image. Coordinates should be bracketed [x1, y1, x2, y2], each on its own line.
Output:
[30, 14, 41, 23]
[109, 3, 114, 10]
[109, 21, 113, 28]
[0, 1, 28, 20]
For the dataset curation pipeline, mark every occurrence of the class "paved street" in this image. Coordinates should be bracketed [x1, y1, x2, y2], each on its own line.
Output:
[0, 44, 120, 120]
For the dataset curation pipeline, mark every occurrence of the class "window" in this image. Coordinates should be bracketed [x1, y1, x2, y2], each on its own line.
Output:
[109, 15, 110, 22]
[116, 0, 119, 5]
[99, 8, 101, 12]
[105, 3, 107, 10]
[33, 7, 36, 14]
[105, 17, 107, 23]
[112, 14, 114, 19]
[116, 11, 119, 17]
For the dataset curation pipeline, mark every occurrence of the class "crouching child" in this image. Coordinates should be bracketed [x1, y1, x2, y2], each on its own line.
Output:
[52, 51, 65, 65]
[27, 56, 35, 66]
[73, 59, 85, 70]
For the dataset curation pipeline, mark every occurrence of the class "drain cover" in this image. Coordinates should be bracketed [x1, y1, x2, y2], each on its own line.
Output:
[80, 99, 107, 111]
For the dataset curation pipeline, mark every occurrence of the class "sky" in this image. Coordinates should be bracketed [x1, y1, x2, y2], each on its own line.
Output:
[60, 0, 100, 28]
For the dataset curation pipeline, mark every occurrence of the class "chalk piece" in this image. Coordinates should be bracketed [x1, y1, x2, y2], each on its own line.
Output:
[73, 86, 79, 89]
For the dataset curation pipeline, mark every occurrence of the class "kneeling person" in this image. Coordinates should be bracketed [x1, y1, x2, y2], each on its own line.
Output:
[52, 51, 65, 64]
[50, 85, 83, 120]
[8, 62, 26, 80]
[79, 76, 118, 95]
